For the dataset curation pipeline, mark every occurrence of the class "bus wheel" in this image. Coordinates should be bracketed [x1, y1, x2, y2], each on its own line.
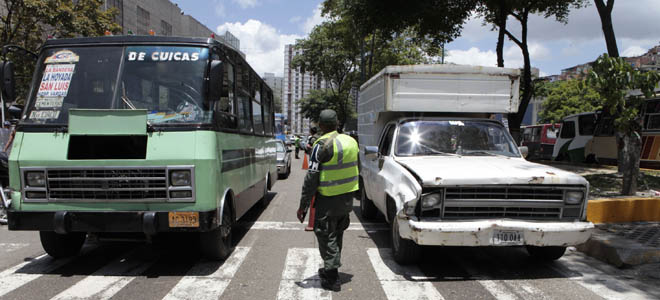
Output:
[200, 202, 234, 260]
[260, 176, 271, 207]
[39, 231, 86, 259]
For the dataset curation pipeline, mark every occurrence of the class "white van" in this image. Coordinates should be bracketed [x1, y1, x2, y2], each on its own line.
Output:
[552, 112, 598, 162]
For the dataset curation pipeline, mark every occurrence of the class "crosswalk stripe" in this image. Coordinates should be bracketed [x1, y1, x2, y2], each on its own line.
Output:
[239, 221, 388, 231]
[277, 248, 332, 300]
[550, 254, 652, 300]
[450, 250, 520, 300]
[162, 246, 251, 300]
[0, 254, 73, 298]
[366, 248, 444, 300]
[50, 249, 155, 300]
[0, 243, 29, 253]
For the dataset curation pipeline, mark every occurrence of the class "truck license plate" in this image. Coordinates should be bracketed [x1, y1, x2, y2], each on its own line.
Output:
[492, 230, 523, 245]
[168, 212, 199, 228]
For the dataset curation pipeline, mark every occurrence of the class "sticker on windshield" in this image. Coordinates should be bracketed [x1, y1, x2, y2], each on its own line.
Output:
[449, 121, 465, 126]
[30, 110, 60, 120]
[37, 64, 75, 98]
[44, 50, 79, 64]
[35, 97, 63, 109]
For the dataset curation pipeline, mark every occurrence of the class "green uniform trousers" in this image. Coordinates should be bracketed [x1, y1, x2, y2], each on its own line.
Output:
[313, 213, 350, 270]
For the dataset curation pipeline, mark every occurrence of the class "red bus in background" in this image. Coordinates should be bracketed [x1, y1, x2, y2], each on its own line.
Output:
[522, 123, 561, 160]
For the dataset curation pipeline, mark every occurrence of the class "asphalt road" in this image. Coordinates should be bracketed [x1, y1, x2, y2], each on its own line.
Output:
[0, 156, 659, 300]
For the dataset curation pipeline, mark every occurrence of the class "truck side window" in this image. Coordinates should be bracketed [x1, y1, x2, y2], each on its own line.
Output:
[379, 125, 396, 156]
[560, 121, 576, 138]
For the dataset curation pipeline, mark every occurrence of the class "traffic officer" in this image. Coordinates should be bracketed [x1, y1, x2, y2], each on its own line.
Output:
[305, 126, 320, 155]
[297, 109, 359, 292]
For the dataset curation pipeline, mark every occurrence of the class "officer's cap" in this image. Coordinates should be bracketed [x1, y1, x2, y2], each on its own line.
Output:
[319, 109, 338, 125]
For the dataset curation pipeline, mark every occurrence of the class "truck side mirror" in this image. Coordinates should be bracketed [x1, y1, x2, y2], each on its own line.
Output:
[364, 146, 379, 160]
[8, 104, 23, 119]
[208, 60, 222, 102]
[0, 61, 16, 102]
[519, 146, 529, 158]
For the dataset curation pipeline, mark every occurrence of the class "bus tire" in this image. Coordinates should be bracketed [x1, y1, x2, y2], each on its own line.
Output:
[200, 201, 234, 260]
[360, 184, 378, 220]
[39, 231, 86, 259]
[526, 246, 566, 261]
[260, 176, 271, 207]
[387, 198, 421, 265]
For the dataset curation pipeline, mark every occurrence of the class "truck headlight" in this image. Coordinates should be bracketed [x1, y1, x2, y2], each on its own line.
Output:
[26, 171, 46, 187]
[170, 170, 191, 186]
[421, 192, 442, 208]
[565, 191, 584, 204]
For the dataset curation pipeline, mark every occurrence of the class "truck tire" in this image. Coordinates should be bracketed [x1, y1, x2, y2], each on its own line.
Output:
[526, 246, 566, 261]
[39, 231, 86, 259]
[200, 201, 234, 260]
[360, 186, 378, 220]
[388, 201, 421, 264]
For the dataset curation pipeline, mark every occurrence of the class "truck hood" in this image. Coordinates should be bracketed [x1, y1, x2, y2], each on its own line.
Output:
[394, 156, 587, 186]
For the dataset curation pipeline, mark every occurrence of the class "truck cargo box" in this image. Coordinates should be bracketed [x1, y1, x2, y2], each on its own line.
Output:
[358, 64, 521, 147]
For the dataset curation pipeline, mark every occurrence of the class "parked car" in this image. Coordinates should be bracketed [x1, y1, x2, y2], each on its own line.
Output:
[521, 124, 561, 160]
[275, 140, 291, 178]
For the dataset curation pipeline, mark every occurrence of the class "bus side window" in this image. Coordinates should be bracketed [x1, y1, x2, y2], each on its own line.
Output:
[253, 80, 264, 135]
[237, 63, 253, 133]
[578, 114, 596, 136]
[263, 90, 273, 135]
[560, 121, 576, 138]
[216, 63, 237, 129]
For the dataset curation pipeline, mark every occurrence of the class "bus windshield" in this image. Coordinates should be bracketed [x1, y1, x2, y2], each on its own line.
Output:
[24, 45, 211, 125]
[395, 120, 520, 157]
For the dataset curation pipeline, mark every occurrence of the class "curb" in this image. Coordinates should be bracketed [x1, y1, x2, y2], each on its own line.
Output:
[577, 231, 660, 267]
[587, 197, 660, 223]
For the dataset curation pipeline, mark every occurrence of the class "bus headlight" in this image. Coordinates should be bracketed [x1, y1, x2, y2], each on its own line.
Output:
[26, 171, 46, 187]
[565, 191, 584, 204]
[170, 170, 192, 186]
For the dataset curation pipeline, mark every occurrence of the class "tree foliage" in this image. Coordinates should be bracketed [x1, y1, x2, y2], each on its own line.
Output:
[588, 54, 660, 194]
[537, 79, 601, 124]
[297, 89, 353, 126]
[0, 0, 121, 102]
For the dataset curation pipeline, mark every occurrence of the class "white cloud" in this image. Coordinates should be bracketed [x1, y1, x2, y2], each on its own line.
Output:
[289, 16, 302, 23]
[214, 1, 225, 17]
[446, 47, 499, 67]
[622, 46, 648, 57]
[302, 4, 327, 34]
[233, 0, 259, 9]
[217, 20, 301, 77]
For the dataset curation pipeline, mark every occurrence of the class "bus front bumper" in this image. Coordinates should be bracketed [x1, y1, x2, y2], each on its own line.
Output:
[398, 217, 594, 247]
[7, 210, 218, 235]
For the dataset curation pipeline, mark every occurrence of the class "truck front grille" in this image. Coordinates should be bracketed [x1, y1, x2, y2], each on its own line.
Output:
[22, 167, 194, 202]
[424, 186, 583, 220]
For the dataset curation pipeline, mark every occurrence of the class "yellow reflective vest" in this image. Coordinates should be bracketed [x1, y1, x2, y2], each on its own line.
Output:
[314, 131, 359, 196]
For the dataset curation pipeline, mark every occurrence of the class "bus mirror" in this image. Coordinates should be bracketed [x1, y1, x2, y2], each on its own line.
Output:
[8, 104, 23, 119]
[0, 61, 16, 102]
[208, 60, 222, 102]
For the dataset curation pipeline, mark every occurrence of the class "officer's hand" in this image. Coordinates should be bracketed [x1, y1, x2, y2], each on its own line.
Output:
[296, 208, 305, 223]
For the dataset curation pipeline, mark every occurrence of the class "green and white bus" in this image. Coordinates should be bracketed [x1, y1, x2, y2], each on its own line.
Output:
[2, 36, 277, 260]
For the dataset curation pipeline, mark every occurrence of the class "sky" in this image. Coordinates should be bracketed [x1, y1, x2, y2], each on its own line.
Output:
[171, 0, 660, 78]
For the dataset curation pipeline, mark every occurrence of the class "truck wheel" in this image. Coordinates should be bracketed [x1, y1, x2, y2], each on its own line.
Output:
[526, 246, 566, 261]
[200, 202, 234, 260]
[388, 202, 421, 264]
[360, 187, 378, 220]
[39, 231, 86, 259]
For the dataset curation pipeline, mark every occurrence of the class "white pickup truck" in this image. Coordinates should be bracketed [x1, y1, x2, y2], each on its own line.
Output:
[358, 65, 594, 264]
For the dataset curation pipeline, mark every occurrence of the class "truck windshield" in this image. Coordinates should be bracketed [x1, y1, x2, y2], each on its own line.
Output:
[23, 45, 211, 125]
[395, 120, 520, 157]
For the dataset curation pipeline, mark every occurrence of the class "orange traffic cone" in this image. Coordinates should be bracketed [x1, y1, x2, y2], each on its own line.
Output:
[302, 153, 309, 170]
[305, 196, 316, 231]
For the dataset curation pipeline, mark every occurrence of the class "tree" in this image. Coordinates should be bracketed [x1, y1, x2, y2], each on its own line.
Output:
[537, 79, 601, 123]
[0, 0, 120, 102]
[588, 54, 660, 195]
[477, 0, 509, 67]
[297, 89, 352, 126]
[594, 0, 618, 57]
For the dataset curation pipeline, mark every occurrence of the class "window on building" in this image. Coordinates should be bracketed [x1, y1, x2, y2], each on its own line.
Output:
[160, 20, 172, 36]
[136, 6, 150, 35]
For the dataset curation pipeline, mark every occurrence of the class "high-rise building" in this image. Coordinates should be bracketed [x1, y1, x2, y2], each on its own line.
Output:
[282, 44, 328, 134]
[263, 73, 284, 113]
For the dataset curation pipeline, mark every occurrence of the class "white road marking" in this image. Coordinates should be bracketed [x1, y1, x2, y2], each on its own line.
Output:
[0, 254, 73, 298]
[0, 243, 29, 252]
[163, 247, 251, 300]
[550, 254, 653, 300]
[50, 250, 155, 300]
[240, 221, 388, 231]
[453, 252, 519, 300]
[277, 248, 331, 300]
[366, 248, 444, 300]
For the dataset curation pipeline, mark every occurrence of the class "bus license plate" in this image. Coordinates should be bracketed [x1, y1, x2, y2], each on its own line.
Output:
[492, 230, 523, 245]
[168, 212, 199, 228]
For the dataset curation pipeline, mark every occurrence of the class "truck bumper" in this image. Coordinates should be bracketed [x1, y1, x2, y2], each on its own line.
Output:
[7, 210, 218, 234]
[398, 217, 594, 247]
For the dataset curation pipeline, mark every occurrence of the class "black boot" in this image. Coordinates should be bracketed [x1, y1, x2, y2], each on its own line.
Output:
[320, 268, 340, 292]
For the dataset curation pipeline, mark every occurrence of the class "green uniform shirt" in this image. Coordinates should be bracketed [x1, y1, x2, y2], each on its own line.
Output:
[299, 132, 353, 217]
